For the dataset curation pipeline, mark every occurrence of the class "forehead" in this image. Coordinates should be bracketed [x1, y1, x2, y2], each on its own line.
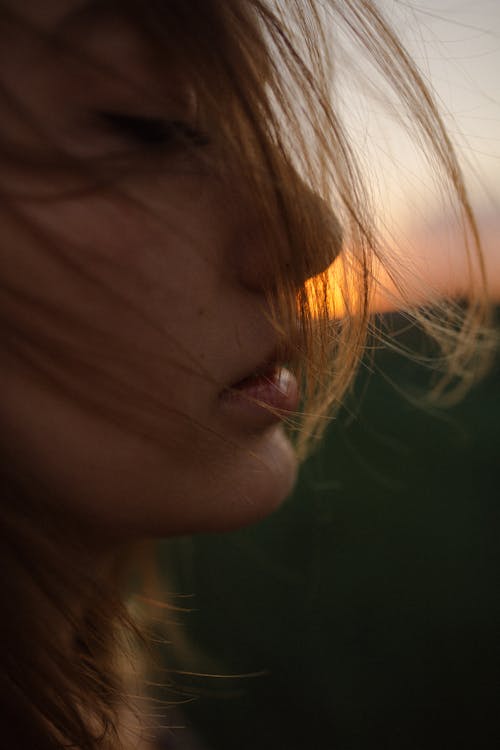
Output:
[2, 0, 170, 87]
[2, 1, 189, 71]
[3, 1, 96, 28]
[0, 0, 200, 139]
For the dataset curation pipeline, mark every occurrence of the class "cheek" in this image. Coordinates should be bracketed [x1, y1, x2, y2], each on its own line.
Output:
[2, 190, 229, 463]
[1, 186, 298, 536]
[2, 352, 297, 537]
[14, 184, 220, 290]
[4, 186, 230, 390]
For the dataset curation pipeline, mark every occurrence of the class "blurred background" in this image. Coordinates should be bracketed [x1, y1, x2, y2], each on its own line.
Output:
[161, 318, 499, 749]
[157, 2, 499, 748]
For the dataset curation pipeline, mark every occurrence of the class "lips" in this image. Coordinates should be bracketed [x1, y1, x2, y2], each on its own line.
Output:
[220, 355, 300, 427]
[230, 360, 278, 390]
[228, 338, 297, 389]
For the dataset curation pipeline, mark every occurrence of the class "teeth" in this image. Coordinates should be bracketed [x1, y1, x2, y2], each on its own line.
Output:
[276, 367, 292, 392]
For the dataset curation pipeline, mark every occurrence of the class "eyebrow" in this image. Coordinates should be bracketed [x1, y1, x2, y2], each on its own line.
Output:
[47, 3, 190, 115]
[8, 1, 97, 31]
[50, 2, 151, 81]
[54, 1, 112, 34]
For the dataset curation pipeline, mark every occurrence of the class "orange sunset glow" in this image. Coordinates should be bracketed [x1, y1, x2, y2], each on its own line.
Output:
[313, 0, 500, 318]
[306, 211, 500, 319]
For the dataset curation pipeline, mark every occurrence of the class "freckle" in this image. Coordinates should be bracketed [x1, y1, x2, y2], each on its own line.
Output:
[197, 307, 206, 316]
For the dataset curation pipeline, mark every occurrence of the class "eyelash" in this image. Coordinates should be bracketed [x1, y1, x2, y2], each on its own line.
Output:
[95, 111, 210, 150]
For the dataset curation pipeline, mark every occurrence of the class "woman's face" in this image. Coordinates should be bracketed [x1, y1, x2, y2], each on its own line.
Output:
[0, 1, 333, 538]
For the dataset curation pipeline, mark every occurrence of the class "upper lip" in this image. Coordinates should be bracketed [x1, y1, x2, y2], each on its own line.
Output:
[228, 340, 298, 389]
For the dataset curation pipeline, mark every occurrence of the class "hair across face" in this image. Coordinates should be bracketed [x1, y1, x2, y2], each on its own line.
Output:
[0, 0, 491, 540]
[0, 3, 493, 750]
[0, 1, 326, 537]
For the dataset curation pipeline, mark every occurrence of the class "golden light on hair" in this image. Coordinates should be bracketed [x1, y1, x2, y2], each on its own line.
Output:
[304, 253, 365, 319]
[305, 249, 446, 319]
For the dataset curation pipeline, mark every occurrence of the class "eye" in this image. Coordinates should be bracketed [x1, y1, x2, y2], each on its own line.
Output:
[94, 111, 210, 150]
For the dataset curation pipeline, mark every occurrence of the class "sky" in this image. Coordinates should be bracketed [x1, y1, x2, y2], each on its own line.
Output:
[386, 0, 500, 211]
[389, 0, 500, 300]
[330, 0, 500, 305]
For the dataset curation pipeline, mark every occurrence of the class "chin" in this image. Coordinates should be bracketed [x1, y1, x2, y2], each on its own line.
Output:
[189, 424, 299, 534]
[78, 425, 299, 540]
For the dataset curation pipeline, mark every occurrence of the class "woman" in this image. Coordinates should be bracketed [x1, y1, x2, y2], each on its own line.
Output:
[0, 1, 491, 748]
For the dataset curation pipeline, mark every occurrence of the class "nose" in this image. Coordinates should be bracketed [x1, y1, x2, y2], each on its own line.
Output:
[234, 179, 343, 294]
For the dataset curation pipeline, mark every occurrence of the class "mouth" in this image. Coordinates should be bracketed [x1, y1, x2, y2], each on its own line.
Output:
[231, 358, 279, 388]
[220, 349, 300, 426]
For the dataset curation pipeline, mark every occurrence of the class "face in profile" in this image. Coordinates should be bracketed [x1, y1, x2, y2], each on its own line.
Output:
[0, 0, 340, 539]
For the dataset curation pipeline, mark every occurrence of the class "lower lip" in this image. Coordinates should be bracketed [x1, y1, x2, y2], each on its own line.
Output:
[220, 367, 300, 426]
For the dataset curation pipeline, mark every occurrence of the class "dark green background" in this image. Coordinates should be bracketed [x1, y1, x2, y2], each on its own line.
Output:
[161, 312, 499, 749]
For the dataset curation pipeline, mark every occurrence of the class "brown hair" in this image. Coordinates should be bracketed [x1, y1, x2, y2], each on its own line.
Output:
[0, 1, 493, 748]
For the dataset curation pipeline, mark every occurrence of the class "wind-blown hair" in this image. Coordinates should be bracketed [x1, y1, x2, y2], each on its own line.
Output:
[0, 1, 492, 748]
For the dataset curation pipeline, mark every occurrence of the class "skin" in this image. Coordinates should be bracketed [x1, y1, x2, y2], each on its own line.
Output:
[0, 0, 337, 540]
